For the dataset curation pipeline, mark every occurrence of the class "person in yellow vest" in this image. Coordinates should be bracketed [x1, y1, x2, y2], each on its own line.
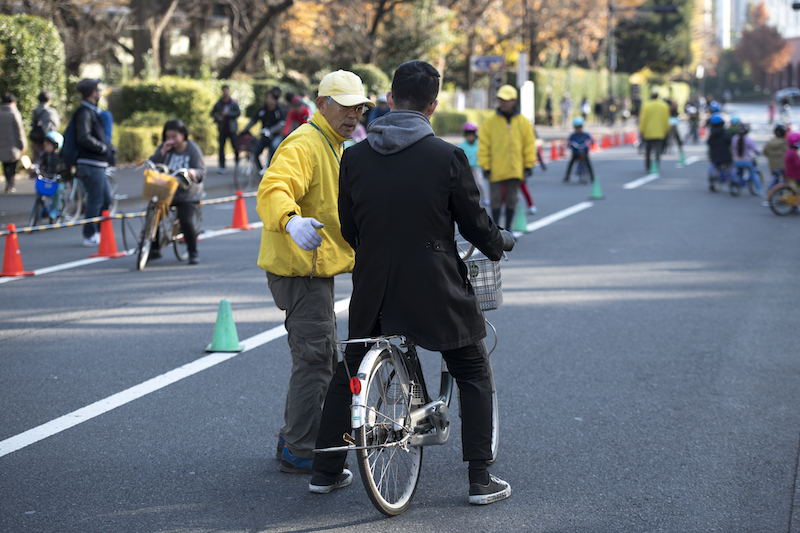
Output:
[256, 70, 374, 474]
[477, 85, 536, 229]
[638, 87, 671, 172]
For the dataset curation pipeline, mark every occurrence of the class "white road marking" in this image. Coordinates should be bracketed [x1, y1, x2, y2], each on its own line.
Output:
[623, 173, 661, 189]
[523, 201, 594, 234]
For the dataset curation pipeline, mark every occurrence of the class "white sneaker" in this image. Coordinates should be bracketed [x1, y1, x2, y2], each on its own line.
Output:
[82, 233, 100, 247]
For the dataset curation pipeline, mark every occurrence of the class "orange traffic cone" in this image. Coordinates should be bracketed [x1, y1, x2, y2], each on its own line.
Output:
[550, 141, 559, 161]
[700, 124, 706, 138]
[559, 141, 566, 157]
[614, 132, 620, 146]
[90, 210, 126, 258]
[228, 190, 253, 230]
[1, 224, 34, 277]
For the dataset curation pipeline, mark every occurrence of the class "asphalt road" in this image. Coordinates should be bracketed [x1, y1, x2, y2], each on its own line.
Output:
[2, 103, 800, 532]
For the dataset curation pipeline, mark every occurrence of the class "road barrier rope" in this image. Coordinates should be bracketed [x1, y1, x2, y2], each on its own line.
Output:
[0, 190, 259, 236]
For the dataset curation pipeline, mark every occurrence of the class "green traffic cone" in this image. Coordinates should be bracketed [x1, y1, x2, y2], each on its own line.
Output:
[649, 159, 659, 174]
[589, 177, 604, 200]
[513, 195, 528, 232]
[206, 299, 244, 352]
[678, 150, 686, 166]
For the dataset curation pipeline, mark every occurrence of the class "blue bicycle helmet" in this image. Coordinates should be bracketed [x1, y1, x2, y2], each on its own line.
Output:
[709, 101, 721, 113]
[573, 116, 585, 127]
[44, 130, 63, 150]
[709, 114, 723, 125]
[730, 115, 740, 126]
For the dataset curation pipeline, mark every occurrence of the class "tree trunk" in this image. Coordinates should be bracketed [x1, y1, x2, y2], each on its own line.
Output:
[217, 0, 293, 80]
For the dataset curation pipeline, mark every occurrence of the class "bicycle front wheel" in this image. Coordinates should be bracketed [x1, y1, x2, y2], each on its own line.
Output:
[233, 154, 255, 191]
[356, 347, 423, 516]
[137, 207, 157, 270]
[107, 172, 119, 215]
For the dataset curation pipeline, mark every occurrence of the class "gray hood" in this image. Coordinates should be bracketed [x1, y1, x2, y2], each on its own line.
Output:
[367, 110, 434, 155]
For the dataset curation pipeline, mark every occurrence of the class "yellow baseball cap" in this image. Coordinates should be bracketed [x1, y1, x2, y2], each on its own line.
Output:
[496, 85, 518, 101]
[318, 70, 375, 108]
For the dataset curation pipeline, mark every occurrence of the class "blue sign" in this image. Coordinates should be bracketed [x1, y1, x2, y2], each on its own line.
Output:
[471, 56, 504, 72]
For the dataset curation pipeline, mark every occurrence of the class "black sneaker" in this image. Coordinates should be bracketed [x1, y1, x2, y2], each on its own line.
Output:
[188, 252, 199, 265]
[468, 475, 511, 505]
[308, 469, 353, 494]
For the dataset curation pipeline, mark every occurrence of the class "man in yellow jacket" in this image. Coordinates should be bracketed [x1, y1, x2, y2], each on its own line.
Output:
[256, 70, 374, 474]
[478, 85, 536, 229]
[639, 87, 671, 172]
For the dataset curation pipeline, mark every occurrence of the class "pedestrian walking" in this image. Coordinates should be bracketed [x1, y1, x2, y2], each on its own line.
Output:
[256, 70, 374, 475]
[0, 93, 26, 194]
[311, 59, 515, 504]
[211, 85, 240, 173]
[638, 87, 670, 172]
[478, 85, 536, 229]
[30, 90, 60, 162]
[559, 92, 573, 128]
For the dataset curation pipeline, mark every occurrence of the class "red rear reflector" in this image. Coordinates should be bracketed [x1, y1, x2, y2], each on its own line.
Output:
[349, 377, 361, 394]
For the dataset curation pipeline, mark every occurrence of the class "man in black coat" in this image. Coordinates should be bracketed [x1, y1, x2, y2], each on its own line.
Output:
[310, 60, 515, 505]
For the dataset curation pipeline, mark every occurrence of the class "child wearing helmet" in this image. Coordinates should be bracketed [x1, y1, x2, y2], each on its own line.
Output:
[35, 130, 67, 216]
[730, 123, 763, 194]
[459, 121, 489, 206]
[763, 123, 788, 179]
[707, 115, 732, 179]
[563, 116, 595, 183]
[784, 131, 800, 190]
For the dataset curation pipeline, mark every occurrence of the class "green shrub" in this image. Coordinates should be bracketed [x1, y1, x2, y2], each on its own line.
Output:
[349, 64, 391, 97]
[115, 126, 162, 164]
[123, 110, 170, 128]
[431, 111, 468, 136]
[0, 14, 66, 118]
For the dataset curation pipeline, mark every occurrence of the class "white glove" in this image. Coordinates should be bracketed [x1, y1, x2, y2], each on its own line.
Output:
[285, 216, 324, 251]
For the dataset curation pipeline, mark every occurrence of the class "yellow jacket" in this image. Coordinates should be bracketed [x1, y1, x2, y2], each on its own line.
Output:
[256, 110, 355, 278]
[639, 99, 671, 140]
[477, 111, 536, 182]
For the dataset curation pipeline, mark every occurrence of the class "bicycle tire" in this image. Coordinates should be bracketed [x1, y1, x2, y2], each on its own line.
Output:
[29, 197, 47, 227]
[137, 207, 157, 270]
[729, 181, 741, 197]
[748, 171, 763, 196]
[486, 346, 500, 465]
[708, 167, 722, 192]
[233, 154, 255, 191]
[356, 347, 423, 516]
[769, 185, 797, 216]
[61, 179, 83, 222]
[577, 159, 588, 185]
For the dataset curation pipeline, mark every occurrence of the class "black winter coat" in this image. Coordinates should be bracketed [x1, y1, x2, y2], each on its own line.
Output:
[74, 104, 109, 165]
[339, 133, 505, 352]
[707, 123, 732, 164]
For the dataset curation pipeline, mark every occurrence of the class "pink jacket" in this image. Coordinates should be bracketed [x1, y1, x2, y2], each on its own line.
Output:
[784, 148, 800, 180]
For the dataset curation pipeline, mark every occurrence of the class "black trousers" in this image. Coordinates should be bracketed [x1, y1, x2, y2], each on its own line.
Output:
[314, 332, 493, 476]
[644, 139, 664, 170]
[3, 161, 17, 190]
[564, 154, 595, 182]
[218, 131, 239, 169]
[154, 202, 200, 254]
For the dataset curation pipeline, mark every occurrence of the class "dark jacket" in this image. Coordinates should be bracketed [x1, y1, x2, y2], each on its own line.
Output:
[211, 98, 241, 134]
[339, 110, 505, 352]
[149, 139, 206, 203]
[74, 102, 109, 167]
[36, 151, 62, 178]
[243, 104, 286, 137]
[707, 123, 732, 164]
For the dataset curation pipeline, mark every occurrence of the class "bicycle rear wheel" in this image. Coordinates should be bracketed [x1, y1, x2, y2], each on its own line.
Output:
[356, 347, 423, 516]
[769, 185, 797, 216]
[61, 179, 83, 222]
[233, 153, 256, 191]
[172, 205, 201, 261]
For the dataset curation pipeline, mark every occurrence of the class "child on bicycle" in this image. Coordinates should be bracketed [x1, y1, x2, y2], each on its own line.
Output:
[563, 116, 595, 183]
[784, 132, 800, 191]
[458, 122, 490, 206]
[730, 123, 763, 195]
[35, 131, 65, 217]
[148, 119, 206, 265]
[763, 123, 788, 187]
[707, 114, 732, 183]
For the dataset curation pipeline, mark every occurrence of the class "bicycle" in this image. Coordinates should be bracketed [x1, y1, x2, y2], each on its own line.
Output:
[233, 132, 259, 192]
[27, 167, 67, 227]
[566, 140, 591, 184]
[729, 157, 764, 197]
[314, 247, 503, 516]
[768, 181, 800, 215]
[767, 169, 785, 191]
[136, 162, 203, 270]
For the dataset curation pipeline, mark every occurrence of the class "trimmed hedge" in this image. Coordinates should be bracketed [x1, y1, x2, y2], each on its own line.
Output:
[0, 14, 66, 118]
[350, 64, 391, 97]
[114, 126, 162, 164]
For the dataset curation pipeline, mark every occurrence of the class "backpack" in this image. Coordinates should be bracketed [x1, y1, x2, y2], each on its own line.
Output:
[61, 116, 79, 168]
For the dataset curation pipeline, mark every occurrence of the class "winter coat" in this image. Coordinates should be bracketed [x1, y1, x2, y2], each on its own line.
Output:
[148, 139, 206, 203]
[784, 149, 800, 180]
[639, 98, 670, 140]
[31, 104, 60, 136]
[210, 98, 241, 135]
[339, 110, 505, 351]
[477, 109, 536, 182]
[707, 123, 732, 164]
[74, 102, 109, 167]
[256, 110, 355, 278]
[763, 137, 787, 172]
[0, 103, 26, 163]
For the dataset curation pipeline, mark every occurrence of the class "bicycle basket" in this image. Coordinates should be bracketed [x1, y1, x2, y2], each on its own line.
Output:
[142, 169, 178, 205]
[236, 132, 255, 153]
[464, 256, 502, 311]
[35, 176, 59, 197]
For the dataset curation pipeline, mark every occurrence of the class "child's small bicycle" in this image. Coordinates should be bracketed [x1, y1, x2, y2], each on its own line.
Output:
[566, 140, 591, 184]
[27, 165, 79, 227]
[729, 157, 764, 197]
[708, 162, 731, 192]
